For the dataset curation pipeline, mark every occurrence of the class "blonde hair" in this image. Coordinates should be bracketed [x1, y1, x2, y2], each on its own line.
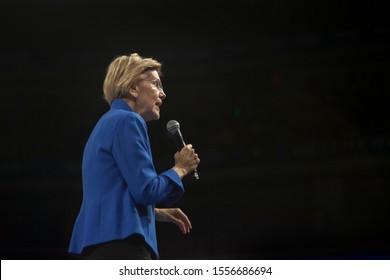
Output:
[103, 53, 162, 104]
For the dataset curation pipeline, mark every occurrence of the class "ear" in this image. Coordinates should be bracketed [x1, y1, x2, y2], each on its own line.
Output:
[128, 86, 138, 98]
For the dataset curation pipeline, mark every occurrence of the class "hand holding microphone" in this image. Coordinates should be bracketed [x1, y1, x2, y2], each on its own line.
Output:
[167, 120, 200, 180]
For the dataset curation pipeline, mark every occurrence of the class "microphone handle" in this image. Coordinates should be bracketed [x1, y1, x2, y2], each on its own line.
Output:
[172, 131, 199, 180]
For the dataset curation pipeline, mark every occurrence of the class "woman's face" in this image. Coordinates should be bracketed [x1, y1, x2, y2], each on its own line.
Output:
[134, 70, 166, 122]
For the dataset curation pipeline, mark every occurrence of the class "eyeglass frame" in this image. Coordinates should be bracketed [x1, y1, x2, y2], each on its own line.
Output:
[141, 79, 164, 91]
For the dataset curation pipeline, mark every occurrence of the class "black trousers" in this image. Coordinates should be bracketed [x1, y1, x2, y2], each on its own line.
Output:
[82, 235, 153, 260]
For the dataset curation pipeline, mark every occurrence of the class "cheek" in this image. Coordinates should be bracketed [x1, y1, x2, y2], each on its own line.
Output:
[148, 97, 157, 108]
[148, 93, 159, 104]
[138, 90, 159, 108]
[138, 93, 152, 105]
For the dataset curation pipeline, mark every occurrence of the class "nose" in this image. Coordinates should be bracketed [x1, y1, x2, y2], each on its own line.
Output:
[159, 89, 166, 100]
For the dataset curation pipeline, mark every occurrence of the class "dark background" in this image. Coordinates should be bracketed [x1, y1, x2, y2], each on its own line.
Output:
[1, 0, 389, 259]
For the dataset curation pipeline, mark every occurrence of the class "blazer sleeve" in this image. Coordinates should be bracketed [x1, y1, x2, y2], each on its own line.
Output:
[112, 113, 184, 206]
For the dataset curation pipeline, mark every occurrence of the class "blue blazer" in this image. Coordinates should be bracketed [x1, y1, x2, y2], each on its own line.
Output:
[69, 99, 184, 259]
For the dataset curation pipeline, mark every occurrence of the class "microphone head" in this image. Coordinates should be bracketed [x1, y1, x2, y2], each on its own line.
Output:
[166, 120, 180, 134]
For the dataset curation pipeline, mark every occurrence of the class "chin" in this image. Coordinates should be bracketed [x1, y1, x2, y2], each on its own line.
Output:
[146, 114, 160, 122]
[154, 110, 161, 120]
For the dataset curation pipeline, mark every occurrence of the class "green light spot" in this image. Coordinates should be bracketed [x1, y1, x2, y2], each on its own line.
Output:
[234, 107, 242, 118]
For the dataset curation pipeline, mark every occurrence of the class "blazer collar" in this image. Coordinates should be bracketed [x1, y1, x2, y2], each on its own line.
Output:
[110, 99, 133, 112]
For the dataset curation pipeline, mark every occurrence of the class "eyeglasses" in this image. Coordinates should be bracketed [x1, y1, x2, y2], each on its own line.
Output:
[143, 79, 164, 91]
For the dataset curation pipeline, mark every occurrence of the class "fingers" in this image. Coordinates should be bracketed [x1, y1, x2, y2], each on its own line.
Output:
[182, 144, 200, 163]
[181, 144, 194, 153]
[174, 219, 188, 234]
[169, 208, 192, 234]
[175, 208, 192, 232]
[173, 144, 200, 178]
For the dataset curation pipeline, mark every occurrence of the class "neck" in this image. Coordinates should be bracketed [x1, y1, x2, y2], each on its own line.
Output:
[120, 97, 136, 112]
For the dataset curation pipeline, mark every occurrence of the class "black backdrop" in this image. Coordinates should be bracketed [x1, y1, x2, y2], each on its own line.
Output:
[1, 0, 390, 259]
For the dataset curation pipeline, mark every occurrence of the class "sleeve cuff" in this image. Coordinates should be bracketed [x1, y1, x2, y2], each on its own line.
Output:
[161, 168, 183, 189]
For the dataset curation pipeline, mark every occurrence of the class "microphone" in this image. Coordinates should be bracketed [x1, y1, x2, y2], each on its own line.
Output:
[166, 120, 199, 180]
